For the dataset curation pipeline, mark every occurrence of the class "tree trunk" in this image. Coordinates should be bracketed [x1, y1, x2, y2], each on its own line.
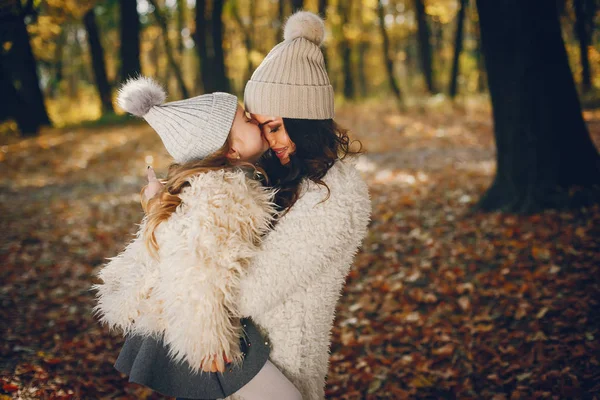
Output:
[449, 0, 466, 98]
[318, 0, 328, 68]
[472, 5, 486, 93]
[211, 0, 230, 92]
[83, 8, 115, 114]
[119, 0, 141, 81]
[6, 2, 51, 134]
[0, 52, 41, 134]
[414, 0, 435, 93]
[231, 0, 254, 83]
[149, 0, 190, 98]
[177, 0, 186, 55]
[291, 0, 303, 12]
[574, 0, 593, 92]
[356, 5, 368, 97]
[193, 0, 210, 93]
[475, 0, 600, 213]
[338, 0, 355, 99]
[377, 0, 402, 102]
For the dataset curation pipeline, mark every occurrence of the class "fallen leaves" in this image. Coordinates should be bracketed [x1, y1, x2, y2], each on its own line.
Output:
[1, 102, 599, 399]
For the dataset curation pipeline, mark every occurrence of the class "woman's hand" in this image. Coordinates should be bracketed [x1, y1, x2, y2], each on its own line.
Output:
[201, 352, 233, 373]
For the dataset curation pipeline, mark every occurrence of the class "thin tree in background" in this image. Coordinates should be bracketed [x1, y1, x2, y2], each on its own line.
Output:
[377, 0, 402, 102]
[338, 0, 355, 99]
[119, 0, 141, 81]
[475, 0, 600, 212]
[573, 0, 595, 92]
[291, 0, 303, 12]
[210, 0, 229, 92]
[231, 0, 255, 82]
[414, 0, 436, 93]
[318, 0, 328, 68]
[83, 8, 115, 114]
[148, 0, 190, 98]
[193, 0, 210, 92]
[176, 0, 186, 54]
[356, 2, 368, 97]
[472, 4, 486, 93]
[1, 0, 51, 135]
[449, 0, 467, 98]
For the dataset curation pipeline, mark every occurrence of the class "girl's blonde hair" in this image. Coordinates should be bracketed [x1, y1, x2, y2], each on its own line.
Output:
[140, 137, 267, 258]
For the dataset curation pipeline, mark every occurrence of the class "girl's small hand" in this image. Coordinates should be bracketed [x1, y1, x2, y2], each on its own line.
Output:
[144, 166, 164, 201]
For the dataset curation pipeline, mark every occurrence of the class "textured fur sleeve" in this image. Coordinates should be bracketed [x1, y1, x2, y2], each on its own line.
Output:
[90, 222, 158, 334]
[237, 161, 372, 317]
[155, 170, 277, 373]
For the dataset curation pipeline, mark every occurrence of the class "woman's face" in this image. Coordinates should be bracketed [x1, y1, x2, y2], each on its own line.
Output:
[228, 105, 270, 163]
[251, 114, 297, 165]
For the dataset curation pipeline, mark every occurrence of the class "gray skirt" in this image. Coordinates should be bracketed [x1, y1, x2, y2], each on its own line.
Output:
[114, 318, 270, 399]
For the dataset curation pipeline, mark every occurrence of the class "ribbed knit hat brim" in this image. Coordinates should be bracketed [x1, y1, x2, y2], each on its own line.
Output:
[143, 92, 238, 164]
[244, 81, 334, 119]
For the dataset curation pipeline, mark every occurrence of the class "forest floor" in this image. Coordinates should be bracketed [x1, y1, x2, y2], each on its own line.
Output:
[0, 100, 599, 399]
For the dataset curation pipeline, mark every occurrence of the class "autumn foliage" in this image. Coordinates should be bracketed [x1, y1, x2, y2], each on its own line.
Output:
[1, 102, 599, 399]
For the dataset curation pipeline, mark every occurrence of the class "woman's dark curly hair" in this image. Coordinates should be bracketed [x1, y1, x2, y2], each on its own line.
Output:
[257, 118, 363, 215]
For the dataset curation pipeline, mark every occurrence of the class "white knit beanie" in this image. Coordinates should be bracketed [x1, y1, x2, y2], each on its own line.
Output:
[244, 11, 334, 120]
[116, 76, 238, 164]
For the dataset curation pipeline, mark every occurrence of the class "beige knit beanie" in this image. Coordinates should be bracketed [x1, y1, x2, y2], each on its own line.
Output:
[116, 76, 238, 164]
[244, 11, 334, 119]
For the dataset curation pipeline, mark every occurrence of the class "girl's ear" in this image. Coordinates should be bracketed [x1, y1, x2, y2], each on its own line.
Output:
[227, 148, 241, 160]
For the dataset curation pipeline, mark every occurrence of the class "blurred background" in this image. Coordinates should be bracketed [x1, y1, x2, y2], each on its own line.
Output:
[1, 0, 599, 399]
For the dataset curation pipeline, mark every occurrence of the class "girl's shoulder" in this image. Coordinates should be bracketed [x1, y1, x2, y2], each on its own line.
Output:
[177, 167, 274, 210]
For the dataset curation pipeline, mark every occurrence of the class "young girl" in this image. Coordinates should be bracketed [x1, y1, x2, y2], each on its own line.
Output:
[91, 76, 302, 400]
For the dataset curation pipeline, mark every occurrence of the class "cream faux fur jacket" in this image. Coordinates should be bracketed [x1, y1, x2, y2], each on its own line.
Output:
[92, 169, 277, 373]
[235, 159, 371, 400]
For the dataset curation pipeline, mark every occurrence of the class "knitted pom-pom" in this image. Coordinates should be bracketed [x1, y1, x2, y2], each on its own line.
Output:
[283, 11, 325, 46]
[117, 76, 166, 117]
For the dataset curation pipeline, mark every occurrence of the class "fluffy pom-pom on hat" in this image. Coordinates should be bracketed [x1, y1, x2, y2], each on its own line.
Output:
[283, 11, 325, 46]
[117, 76, 166, 117]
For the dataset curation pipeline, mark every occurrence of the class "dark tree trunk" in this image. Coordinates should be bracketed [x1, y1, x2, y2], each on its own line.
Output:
[476, 0, 600, 213]
[0, 53, 40, 134]
[291, 0, 303, 12]
[573, 0, 594, 92]
[4, 2, 51, 135]
[83, 8, 115, 114]
[377, 0, 402, 102]
[119, 0, 141, 81]
[338, 0, 355, 99]
[356, 7, 368, 97]
[149, 0, 190, 98]
[449, 0, 466, 98]
[211, 0, 230, 92]
[193, 0, 210, 92]
[414, 0, 435, 93]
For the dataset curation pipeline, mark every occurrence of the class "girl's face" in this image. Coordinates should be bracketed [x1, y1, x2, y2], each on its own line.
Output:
[228, 105, 270, 163]
[251, 114, 296, 165]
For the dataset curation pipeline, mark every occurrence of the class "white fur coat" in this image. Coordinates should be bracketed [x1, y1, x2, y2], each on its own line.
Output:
[236, 159, 371, 400]
[91, 169, 277, 373]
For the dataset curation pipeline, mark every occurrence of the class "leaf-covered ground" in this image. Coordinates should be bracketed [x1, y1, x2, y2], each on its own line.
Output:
[1, 101, 599, 399]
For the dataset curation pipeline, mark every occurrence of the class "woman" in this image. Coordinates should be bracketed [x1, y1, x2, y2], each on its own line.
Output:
[237, 11, 371, 399]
